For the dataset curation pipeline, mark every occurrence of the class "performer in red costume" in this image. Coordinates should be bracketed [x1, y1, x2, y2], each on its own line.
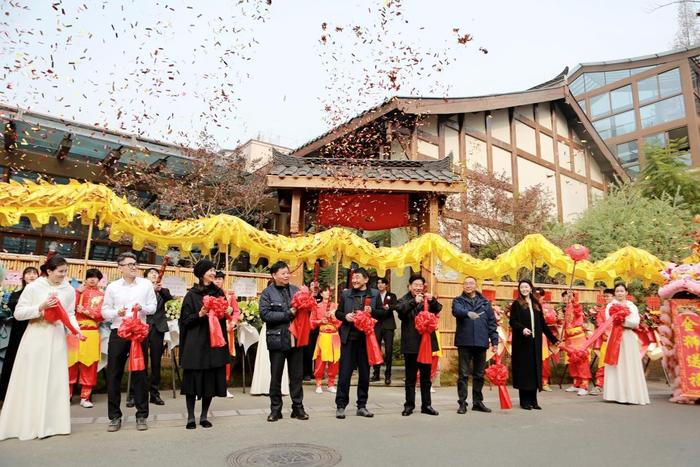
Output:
[68, 268, 104, 408]
[534, 288, 559, 392]
[563, 291, 591, 396]
[590, 288, 615, 396]
[310, 286, 341, 394]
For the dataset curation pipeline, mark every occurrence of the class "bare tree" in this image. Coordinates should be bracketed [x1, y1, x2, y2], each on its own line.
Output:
[669, 0, 700, 48]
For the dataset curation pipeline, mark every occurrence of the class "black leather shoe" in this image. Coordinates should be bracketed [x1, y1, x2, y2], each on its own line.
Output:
[356, 407, 374, 418]
[150, 394, 165, 406]
[457, 403, 467, 414]
[291, 409, 309, 420]
[421, 406, 439, 416]
[200, 419, 213, 428]
[267, 412, 282, 422]
[401, 408, 413, 416]
[370, 375, 381, 382]
[532, 404, 542, 410]
[125, 397, 135, 408]
[521, 405, 532, 410]
[385, 378, 391, 386]
[335, 408, 346, 419]
[186, 420, 196, 429]
[472, 402, 492, 413]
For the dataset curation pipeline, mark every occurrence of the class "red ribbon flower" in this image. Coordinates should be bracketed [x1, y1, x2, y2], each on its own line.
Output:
[485, 354, 512, 409]
[353, 307, 383, 366]
[117, 306, 150, 371]
[203, 295, 228, 348]
[565, 244, 590, 262]
[415, 307, 439, 365]
[605, 303, 630, 366]
[290, 286, 317, 347]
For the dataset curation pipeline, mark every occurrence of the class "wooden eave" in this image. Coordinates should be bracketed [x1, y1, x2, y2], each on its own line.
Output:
[266, 174, 463, 193]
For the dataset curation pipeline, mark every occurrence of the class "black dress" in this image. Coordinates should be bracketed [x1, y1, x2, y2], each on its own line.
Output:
[178, 284, 229, 398]
[0, 290, 28, 401]
[509, 299, 558, 391]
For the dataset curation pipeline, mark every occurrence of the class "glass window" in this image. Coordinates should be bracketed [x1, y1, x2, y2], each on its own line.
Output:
[589, 93, 611, 118]
[658, 68, 682, 97]
[592, 117, 612, 139]
[637, 75, 659, 103]
[644, 132, 665, 148]
[611, 110, 637, 137]
[610, 85, 633, 112]
[9, 170, 40, 183]
[624, 164, 640, 177]
[570, 76, 586, 96]
[4, 216, 39, 232]
[616, 141, 639, 165]
[605, 69, 631, 84]
[631, 66, 654, 75]
[584, 72, 606, 93]
[676, 153, 692, 166]
[640, 95, 685, 128]
[2, 236, 38, 254]
[42, 240, 76, 257]
[577, 99, 587, 113]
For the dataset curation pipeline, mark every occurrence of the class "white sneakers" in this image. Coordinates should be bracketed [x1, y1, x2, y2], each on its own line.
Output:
[590, 386, 602, 396]
[316, 386, 337, 393]
[565, 386, 578, 392]
[328, 386, 337, 393]
[80, 399, 94, 408]
[430, 387, 436, 393]
[315, 386, 323, 394]
[577, 388, 589, 396]
[226, 390, 235, 399]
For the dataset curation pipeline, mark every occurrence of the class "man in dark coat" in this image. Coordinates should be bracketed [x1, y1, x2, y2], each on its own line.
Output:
[451, 276, 498, 414]
[334, 268, 385, 420]
[127, 267, 173, 407]
[259, 261, 308, 422]
[395, 274, 442, 416]
[371, 277, 397, 385]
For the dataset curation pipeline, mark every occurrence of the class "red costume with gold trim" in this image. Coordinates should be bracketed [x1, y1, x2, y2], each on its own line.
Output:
[564, 294, 590, 388]
[68, 286, 104, 399]
[541, 303, 560, 386]
[311, 300, 341, 387]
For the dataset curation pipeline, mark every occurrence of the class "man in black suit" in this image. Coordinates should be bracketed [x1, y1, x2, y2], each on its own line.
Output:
[334, 268, 385, 419]
[372, 277, 397, 385]
[127, 268, 172, 407]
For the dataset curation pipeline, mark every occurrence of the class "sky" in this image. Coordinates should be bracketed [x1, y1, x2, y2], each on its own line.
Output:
[0, 0, 682, 151]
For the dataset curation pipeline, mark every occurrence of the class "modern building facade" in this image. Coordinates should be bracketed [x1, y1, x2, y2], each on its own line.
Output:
[569, 46, 700, 176]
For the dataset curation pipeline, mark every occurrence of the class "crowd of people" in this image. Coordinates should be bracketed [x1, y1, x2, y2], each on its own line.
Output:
[0, 253, 650, 441]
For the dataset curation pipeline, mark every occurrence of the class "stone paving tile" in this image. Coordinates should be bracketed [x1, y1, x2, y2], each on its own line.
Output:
[211, 410, 239, 417]
[70, 417, 95, 424]
[126, 415, 155, 423]
[236, 408, 266, 416]
[156, 413, 184, 421]
[94, 417, 111, 424]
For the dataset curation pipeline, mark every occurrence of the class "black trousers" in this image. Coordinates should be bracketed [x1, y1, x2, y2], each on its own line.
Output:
[303, 329, 319, 378]
[335, 337, 370, 409]
[457, 346, 487, 404]
[107, 330, 149, 420]
[519, 389, 538, 407]
[404, 353, 432, 410]
[128, 325, 165, 399]
[372, 328, 394, 379]
[268, 346, 304, 414]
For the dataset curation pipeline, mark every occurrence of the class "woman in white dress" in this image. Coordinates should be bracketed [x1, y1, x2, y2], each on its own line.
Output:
[0, 255, 82, 440]
[603, 283, 650, 405]
[250, 323, 289, 396]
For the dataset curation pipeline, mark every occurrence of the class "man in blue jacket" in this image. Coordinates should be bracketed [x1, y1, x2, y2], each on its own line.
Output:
[452, 276, 498, 414]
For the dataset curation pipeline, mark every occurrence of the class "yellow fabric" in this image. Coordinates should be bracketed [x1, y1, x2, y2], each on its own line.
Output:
[432, 330, 443, 357]
[66, 329, 100, 367]
[0, 180, 669, 285]
[313, 331, 341, 363]
[598, 341, 608, 368]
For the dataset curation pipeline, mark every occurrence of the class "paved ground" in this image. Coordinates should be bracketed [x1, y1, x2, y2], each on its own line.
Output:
[0, 381, 697, 467]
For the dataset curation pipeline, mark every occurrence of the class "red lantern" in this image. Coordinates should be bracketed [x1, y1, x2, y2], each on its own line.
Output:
[565, 244, 590, 262]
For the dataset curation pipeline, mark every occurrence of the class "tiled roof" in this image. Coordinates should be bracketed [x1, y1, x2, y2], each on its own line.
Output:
[269, 152, 460, 184]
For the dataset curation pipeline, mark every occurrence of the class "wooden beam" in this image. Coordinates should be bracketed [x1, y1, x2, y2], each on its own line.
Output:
[509, 108, 519, 192]
[551, 103, 565, 222]
[266, 175, 463, 193]
[290, 189, 302, 236]
[679, 59, 700, 168]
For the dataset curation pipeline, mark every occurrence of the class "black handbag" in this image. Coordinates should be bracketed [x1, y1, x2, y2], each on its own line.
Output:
[266, 327, 291, 352]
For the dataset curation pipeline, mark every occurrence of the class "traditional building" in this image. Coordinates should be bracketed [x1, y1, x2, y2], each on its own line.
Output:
[569, 45, 700, 175]
[288, 75, 627, 252]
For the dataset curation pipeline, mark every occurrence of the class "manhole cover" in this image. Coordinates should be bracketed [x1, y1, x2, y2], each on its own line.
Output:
[226, 443, 342, 467]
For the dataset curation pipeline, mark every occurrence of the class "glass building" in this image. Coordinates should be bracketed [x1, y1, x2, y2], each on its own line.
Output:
[569, 46, 700, 176]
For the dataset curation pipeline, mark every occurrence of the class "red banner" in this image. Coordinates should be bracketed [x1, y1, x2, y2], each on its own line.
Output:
[317, 193, 408, 230]
[671, 300, 700, 398]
